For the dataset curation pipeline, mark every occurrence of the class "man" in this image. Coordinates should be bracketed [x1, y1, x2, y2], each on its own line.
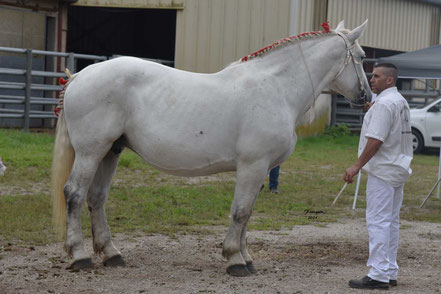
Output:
[260, 166, 281, 194]
[344, 63, 413, 290]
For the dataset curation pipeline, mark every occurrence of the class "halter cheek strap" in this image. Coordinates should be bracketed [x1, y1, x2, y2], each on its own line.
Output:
[334, 32, 368, 106]
[297, 38, 316, 98]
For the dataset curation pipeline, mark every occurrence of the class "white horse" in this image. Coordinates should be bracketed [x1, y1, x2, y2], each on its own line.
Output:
[52, 20, 371, 276]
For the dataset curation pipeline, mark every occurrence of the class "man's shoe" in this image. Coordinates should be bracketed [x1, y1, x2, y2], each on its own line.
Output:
[270, 188, 279, 194]
[348, 276, 389, 290]
[389, 279, 397, 287]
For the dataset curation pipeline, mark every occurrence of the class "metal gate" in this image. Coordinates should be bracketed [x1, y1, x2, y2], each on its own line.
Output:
[0, 46, 106, 131]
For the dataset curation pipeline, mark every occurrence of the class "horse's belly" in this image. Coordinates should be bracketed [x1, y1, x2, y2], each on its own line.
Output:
[126, 128, 238, 176]
[134, 145, 236, 176]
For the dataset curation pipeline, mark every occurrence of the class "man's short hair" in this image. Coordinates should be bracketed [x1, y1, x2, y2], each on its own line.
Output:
[374, 62, 398, 82]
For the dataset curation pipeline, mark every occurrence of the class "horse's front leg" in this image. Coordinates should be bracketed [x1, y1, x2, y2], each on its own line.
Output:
[222, 160, 268, 277]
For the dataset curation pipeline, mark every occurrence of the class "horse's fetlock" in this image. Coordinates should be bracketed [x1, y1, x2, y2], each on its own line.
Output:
[222, 241, 240, 259]
[64, 241, 74, 257]
[222, 247, 232, 259]
[93, 243, 105, 255]
[92, 233, 111, 255]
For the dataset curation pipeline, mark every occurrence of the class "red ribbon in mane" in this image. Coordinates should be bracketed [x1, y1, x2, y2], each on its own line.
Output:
[241, 21, 331, 62]
[320, 22, 330, 33]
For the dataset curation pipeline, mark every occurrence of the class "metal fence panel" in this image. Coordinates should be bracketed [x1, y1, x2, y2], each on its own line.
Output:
[0, 46, 106, 131]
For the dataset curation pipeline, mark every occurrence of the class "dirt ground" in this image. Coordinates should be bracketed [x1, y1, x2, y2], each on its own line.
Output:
[1, 218, 441, 294]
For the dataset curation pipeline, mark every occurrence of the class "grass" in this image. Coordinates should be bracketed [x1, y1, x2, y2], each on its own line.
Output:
[0, 128, 440, 245]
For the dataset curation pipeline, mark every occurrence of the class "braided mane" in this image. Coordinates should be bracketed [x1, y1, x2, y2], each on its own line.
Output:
[240, 22, 332, 62]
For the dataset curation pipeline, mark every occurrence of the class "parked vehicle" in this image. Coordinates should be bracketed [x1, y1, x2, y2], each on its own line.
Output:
[410, 97, 441, 153]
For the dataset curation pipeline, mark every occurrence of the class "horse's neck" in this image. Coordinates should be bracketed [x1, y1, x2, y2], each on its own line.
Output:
[248, 35, 346, 121]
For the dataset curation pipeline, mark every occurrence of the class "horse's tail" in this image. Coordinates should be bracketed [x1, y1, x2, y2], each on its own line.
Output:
[51, 69, 77, 239]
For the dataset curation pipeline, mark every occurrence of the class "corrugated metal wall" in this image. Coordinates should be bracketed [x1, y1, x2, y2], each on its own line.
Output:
[327, 0, 441, 51]
[73, 0, 441, 70]
[292, 0, 327, 35]
[74, 0, 184, 9]
[174, 0, 291, 73]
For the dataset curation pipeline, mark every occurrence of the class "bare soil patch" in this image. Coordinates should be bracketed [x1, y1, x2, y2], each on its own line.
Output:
[1, 218, 441, 294]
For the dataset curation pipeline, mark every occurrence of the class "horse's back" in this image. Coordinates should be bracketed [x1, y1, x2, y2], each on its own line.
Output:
[63, 57, 294, 176]
[63, 57, 243, 175]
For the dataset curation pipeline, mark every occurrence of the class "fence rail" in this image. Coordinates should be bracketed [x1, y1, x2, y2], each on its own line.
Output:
[0, 46, 106, 131]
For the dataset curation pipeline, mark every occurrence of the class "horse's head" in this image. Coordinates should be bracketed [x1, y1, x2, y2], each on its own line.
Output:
[328, 20, 372, 107]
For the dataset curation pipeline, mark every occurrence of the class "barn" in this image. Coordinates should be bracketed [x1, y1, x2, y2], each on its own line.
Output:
[0, 0, 440, 132]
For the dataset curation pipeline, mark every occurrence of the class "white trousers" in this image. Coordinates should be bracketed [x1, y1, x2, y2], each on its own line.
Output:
[366, 174, 403, 283]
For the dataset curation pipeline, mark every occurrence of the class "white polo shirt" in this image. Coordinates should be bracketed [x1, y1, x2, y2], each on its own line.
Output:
[359, 87, 413, 187]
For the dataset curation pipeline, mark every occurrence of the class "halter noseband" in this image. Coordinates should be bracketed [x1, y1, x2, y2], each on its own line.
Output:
[334, 32, 368, 107]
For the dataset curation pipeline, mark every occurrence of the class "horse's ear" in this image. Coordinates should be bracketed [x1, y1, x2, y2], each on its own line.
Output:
[347, 19, 368, 43]
[335, 20, 345, 31]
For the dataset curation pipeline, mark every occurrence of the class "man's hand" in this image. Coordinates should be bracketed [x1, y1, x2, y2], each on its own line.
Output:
[344, 165, 360, 183]
[343, 138, 383, 184]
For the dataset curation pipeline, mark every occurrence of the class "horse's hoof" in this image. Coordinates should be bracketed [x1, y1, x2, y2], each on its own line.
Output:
[246, 262, 257, 274]
[66, 258, 94, 271]
[103, 255, 126, 267]
[226, 264, 251, 277]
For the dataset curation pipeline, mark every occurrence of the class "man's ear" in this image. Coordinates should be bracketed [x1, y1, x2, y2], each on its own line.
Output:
[386, 76, 395, 86]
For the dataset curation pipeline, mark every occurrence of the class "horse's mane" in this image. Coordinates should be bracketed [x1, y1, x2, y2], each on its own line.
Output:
[238, 22, 334, 63]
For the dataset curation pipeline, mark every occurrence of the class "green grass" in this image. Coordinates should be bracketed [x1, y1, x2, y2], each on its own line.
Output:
[0, 128, 440, 245]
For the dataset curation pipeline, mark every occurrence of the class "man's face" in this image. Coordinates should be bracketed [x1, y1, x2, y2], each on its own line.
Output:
[370, 67, 394, 95]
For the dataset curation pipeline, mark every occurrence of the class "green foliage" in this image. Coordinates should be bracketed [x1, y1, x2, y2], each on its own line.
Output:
[0, 129, 440, 245]
[323, 124, 352, 138]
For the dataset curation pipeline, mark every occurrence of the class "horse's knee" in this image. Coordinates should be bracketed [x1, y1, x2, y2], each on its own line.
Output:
[231, 206, 252, 224]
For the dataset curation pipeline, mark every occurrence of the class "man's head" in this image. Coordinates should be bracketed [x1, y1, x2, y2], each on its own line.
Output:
[370, 63, 398, 94]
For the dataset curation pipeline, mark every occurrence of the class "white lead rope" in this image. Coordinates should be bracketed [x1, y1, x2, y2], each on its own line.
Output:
[331, 182, 348, 206]
[420, 177, 441, 208]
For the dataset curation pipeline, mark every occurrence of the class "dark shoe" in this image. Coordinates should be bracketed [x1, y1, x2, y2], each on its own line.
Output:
[270, 188, 279, 194]
[260, 184, 265, 192]
[349, 276, 389, 290]
[389, 279, 397, 287]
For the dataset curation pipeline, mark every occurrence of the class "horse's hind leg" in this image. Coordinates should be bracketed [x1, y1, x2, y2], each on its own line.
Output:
[222, 159, 268, 277]
[87, 148, 125, 267]
[64, 153, 103, 270]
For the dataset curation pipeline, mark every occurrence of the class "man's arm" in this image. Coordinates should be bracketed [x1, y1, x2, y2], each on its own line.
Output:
[344, 137, 383, 183]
